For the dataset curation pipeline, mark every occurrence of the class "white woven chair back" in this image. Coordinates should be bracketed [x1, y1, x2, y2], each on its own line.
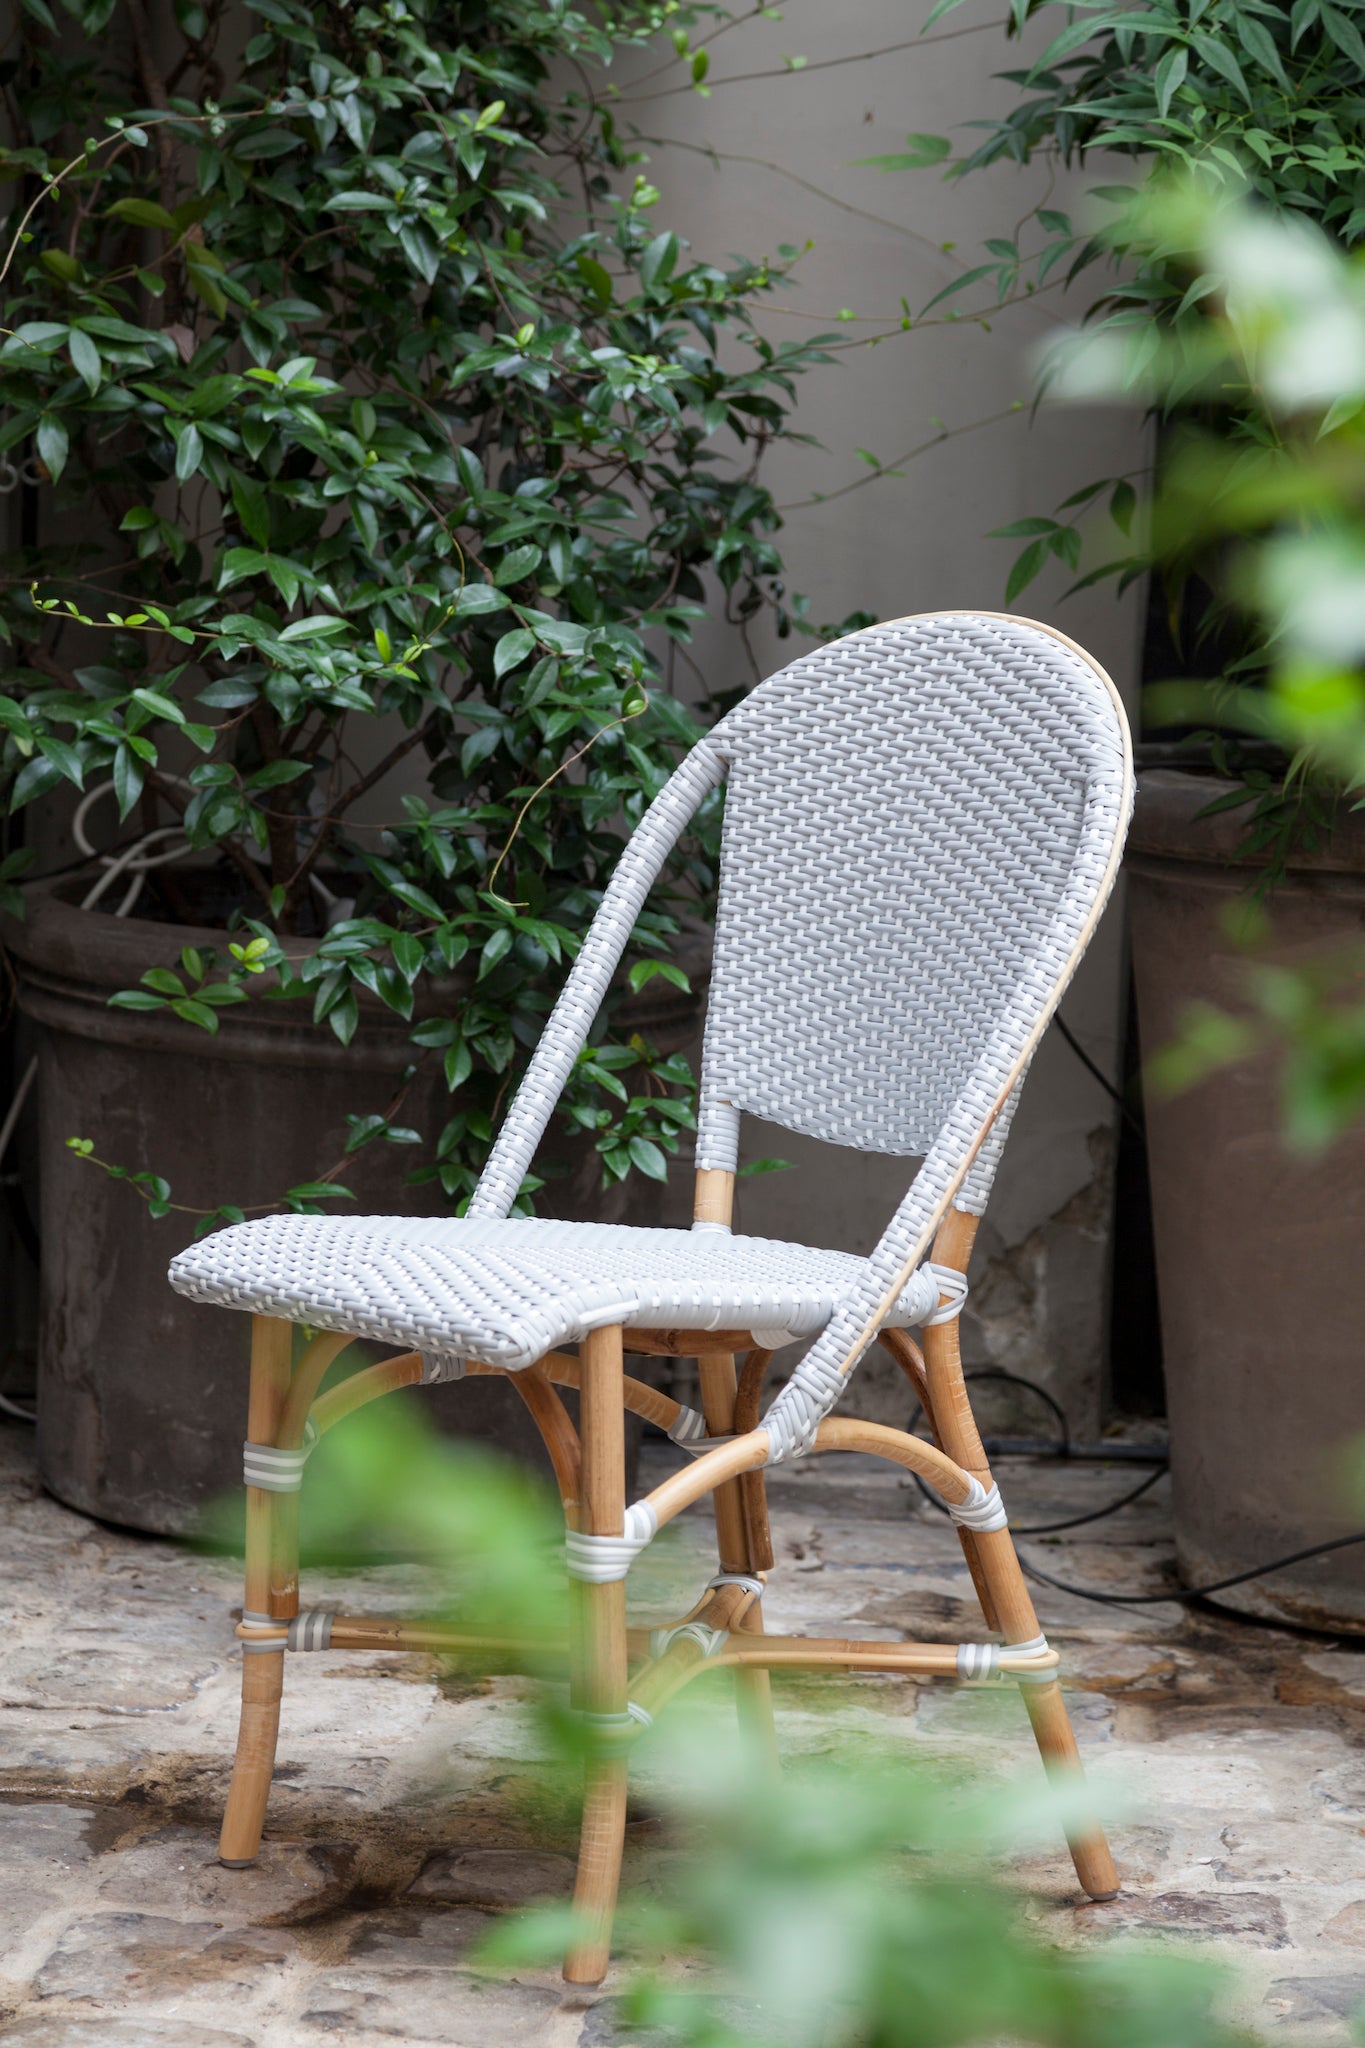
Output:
[694, 611, 1131, 1174]
[468, 612, 1131, 1238]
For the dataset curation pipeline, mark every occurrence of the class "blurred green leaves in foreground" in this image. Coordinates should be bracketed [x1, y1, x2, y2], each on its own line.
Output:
[233, 1397, 1256, 2048]
[1049, 183, 1365, 1148]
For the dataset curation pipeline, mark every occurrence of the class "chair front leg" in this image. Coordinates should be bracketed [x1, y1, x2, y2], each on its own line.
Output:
[220, 1314, 295, 1866]
[924, 1210, 1119, 1902]
[565, 1324, 631, 1986]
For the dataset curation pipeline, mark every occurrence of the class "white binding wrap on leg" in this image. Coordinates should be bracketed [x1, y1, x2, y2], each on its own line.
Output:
[564, 1500, 659, 1583]
[948, 1475, 1009, 1532]
[287, 1608, 337, 1652]
[923, 1263, 969, 1324]
[421, 1350, 466, 1385]
[957, 1633, 1053, 1684]
[649, 1620, 729, 1660]
[667, 1403, 707, 1447]
[238, 1608, 286, 1654]
[242, 1419, 319, 1493]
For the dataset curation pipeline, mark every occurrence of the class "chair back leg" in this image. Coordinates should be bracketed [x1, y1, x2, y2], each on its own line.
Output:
[924, 1212, 1119, 1901]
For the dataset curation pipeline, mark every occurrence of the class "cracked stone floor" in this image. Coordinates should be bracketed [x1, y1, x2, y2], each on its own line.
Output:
[3, 1412, 1365, 2046]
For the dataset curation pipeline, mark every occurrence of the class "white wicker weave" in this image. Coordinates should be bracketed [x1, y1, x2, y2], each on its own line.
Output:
[169, 611, 1132, 1455]
[169, 1213, 948, 1374]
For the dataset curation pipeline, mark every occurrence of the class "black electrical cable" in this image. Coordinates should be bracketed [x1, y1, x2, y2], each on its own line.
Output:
[1053, 1010, 1145, 1139]
[1009, 1460, 1168, 1535]
[904, 1365, 1365, 1599]
[1018, 1531, 1365, 1608]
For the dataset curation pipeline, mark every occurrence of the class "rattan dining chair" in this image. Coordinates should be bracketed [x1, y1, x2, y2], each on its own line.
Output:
[169, 610, 1133, 1983]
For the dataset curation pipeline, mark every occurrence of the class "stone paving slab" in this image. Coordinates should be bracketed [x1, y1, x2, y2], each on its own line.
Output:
[2, 1421, 1364, 2044]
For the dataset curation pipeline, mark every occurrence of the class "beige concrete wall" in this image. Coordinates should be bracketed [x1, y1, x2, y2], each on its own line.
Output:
[611, 1, 1148, 1435]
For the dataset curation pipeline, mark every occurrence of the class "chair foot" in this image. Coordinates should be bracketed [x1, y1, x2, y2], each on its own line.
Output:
[1020, 1678, 1120, 1900]
[563, 1754, 629, 1986]
[218, 1650, 284, 1866]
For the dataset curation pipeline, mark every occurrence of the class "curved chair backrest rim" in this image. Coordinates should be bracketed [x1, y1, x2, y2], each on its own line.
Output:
[466, 610, 1129, 1310]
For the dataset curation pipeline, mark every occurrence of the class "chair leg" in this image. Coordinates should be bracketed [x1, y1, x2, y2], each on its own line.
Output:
[973, 1527, 1119, 1899]
[922, 1210, 1118, 1901]
[220, 1314, 294, 1868]
[219, 1650, 286, 1865]
[698, 1348, 780, 1771]
[734, 1610, 781, 1779]
[565, 1325, 630, 1986]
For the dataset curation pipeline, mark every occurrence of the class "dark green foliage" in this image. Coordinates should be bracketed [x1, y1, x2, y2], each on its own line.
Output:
[883, 0, 1365, 629]
[0, 0, 833, 1212]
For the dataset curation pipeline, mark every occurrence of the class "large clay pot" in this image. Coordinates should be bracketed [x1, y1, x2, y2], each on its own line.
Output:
[3, 879, 704, 1534]
[1127, 769, 1365, 1631]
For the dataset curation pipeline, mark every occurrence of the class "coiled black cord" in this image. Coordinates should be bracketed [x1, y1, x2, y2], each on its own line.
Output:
[906, 1366, 1365, 1607]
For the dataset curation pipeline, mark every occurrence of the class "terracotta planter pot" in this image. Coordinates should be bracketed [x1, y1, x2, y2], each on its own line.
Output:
[2, 880, 704, 1535]
[1128, 769, 1365, 1631]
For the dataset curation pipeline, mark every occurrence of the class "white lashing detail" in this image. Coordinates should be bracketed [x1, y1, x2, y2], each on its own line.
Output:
[957, 1634, 1054, 1684]
[948, 1476, 1009, 1532]
[1002, 1632, 1057, 1684]
[242, 1420, 319, 1495]
[649, 1620, 728, 1660]
[421, 1351, 466, 1384]
[708, 1571, 765, 1598]
[287, 1608, 337, 1652]
[666, 1403, 707, 1446]
[957, 1642, 1000, 1681]
[564, 1501, 659, 1583]
[238, 1607, 285, 1654]
[923, 1263, 969, 1324]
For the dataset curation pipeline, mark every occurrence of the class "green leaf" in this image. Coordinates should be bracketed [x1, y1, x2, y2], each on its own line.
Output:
[36, 415, 69, 483]
[37, 734, 84, 788]
[142, 967, 186, 996]
[494, 545, 542, 586]
[638, 231, 679, 292]
[1153, 43, 1189, 118]
[247, 759, 310, 788]
[493, 627, 536, 678]
[443, 1039, 473, 1091]
[1004, 538, 1050, 603]
[575, 254, 613, 308]
[278, 615, 348, 641]
[478, 925, 513, 978]
[174, 421, 204, 484]
[451, 582, 509, 617]
[1190, 31, 1252, 103]
[68, 328, 102, 394]
[112, 744, 144, 818]
[627, 1135, 668, 1180]
[854, 133, 952, 170]
[230, 471, 271, 549]
[107, 196, 175, 229]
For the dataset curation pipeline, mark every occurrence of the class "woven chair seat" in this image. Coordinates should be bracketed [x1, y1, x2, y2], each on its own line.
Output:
[169, 1214, 947, 1374]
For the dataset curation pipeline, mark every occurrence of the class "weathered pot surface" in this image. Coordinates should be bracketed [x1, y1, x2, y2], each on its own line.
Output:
[3, 877, 706, 1535]
[1128, 768, 1365, 1631]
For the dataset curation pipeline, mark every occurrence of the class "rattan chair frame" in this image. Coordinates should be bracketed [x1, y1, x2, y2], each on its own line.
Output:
[197, 612, 1132, 1985]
